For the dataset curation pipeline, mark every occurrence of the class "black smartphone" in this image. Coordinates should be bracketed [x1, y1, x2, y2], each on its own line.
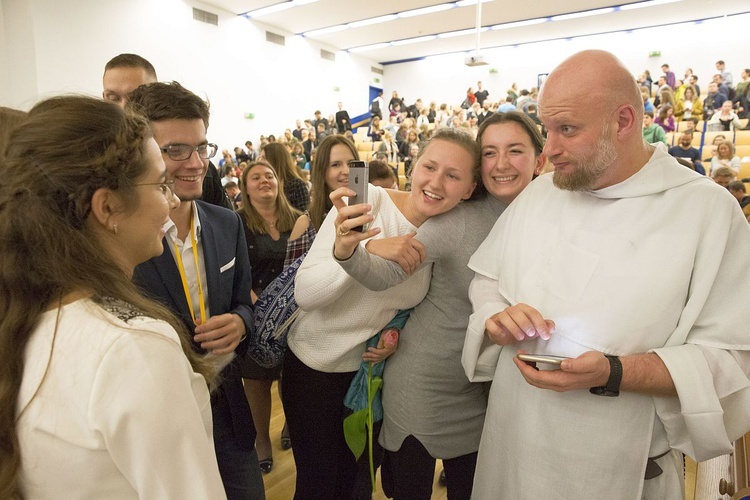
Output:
[347, 160, 369, 232]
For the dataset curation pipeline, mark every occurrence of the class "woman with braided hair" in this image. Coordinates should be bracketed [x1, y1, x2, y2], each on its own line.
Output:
[0, 96, 225, 499]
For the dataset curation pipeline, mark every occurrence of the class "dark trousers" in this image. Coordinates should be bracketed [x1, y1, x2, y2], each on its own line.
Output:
[212, 395, 265, 500]
[382, 435, 478, 500]
[282, 349, 358, 500]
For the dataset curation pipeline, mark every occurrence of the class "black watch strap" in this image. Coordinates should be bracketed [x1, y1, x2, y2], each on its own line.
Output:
[589, 355, 622, 397]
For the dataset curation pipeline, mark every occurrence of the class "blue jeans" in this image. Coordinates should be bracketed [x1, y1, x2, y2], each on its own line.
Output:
[214, 401, 266, 500]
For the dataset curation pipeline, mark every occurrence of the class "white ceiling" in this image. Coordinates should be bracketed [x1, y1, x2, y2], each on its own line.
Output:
[204, 0, 749, 65]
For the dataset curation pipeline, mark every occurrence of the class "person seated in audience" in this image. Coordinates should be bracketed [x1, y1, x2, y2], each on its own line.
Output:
[404, 143, 420, 177]
[727, 180, 750, 206]
[3, 96, 225, 499]
[734, 68, 750, 118]
[222, 164, 239, 186]
[369, 115, 384, 142]
[642, 111, 667, 145]
[303, 129, 316, 159]
[703, 134, 728, 162]
[711, 166, 737, 187]
[668, 132, 705, 175]
[709, 100, 743, 131]
[389, 91, 404, 115]
[225, 181, 242, 210]
[704, 82, 728, 120]
[378, 131, 399, 165]
[654, 105, 675, 133]
[427, 101, 437, 123]
[304, 147, 316, 172]
[711, 141, 741, 174]
[727, 181, 750, 222]
[368, 159, 398, 189]
[435, 103, 450, 126]
[653, 87, 676, 110]
[498, 96, 516, 113]
[687, 74, 701, 97]
[399, 129, 420, 162]
[292, 142, 307, 170]
[642, 90, 655, 113]
[416, 107, 430, 128]
[683, 117, 700, 133]
[316, 122, 331, 143]
[674, 85, 703, 122]
[234, 146, 249, 164]
[713, 73, 730, 98]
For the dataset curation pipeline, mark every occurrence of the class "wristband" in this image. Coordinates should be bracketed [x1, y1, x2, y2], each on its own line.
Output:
[589, 355, 622, 397]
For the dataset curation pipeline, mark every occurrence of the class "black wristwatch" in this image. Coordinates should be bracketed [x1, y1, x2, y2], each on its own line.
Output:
[589, 355, 622, 397]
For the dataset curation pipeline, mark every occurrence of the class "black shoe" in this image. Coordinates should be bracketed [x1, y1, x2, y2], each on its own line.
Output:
[259, 458, 273, 474]
[438, 469, 446, 486]
[281, 422, 292, 450]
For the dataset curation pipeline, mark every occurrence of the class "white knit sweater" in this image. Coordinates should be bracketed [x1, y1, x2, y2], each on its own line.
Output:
[287, 186, 431, 372]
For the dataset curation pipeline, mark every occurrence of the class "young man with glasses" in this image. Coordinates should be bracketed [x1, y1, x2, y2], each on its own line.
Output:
[128, 82, 264, 500]
[102, 53, 231, 210]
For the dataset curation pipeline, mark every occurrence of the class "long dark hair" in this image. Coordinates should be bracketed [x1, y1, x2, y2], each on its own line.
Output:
[0, 96, 212, 498]
[309, 135, 359, 230]
[262, 142, 304, 188]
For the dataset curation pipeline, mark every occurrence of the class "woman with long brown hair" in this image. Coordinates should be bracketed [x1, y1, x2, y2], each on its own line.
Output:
[237, 160, 301, 474]
[261, 141, 309, 212]
[0, 96, 224, 498]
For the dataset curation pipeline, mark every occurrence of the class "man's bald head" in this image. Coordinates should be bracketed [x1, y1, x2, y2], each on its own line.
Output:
[540, 50, 642, 124]
[539, 50, 653, 191]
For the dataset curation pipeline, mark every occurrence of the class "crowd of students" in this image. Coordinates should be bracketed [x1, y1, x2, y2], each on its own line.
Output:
[2, 49, 750, 500]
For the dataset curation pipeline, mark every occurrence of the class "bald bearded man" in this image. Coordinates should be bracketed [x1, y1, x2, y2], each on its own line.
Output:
[463, 50, 750, 499]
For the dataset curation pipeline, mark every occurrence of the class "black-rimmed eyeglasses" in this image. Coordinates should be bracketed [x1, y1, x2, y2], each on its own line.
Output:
[160, 143, 218, 162]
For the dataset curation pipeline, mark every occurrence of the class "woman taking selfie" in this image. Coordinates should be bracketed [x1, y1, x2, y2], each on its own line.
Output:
[337, 112, 545, 499]
[0, 96, 224, 498]
[237, 160, 301, 474]
[282, 129, 480, 499]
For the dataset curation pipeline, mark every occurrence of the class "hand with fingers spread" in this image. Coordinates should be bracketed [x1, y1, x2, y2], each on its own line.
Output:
[330, 186, 381, 260]
[193, 313, 245, 355]
[513, 350, 610, 392]
[484, 303, 555, 346]
[365, 234, 426, 275]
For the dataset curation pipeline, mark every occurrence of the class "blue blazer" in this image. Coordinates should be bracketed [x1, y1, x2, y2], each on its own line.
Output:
[133, 201, 256, 450]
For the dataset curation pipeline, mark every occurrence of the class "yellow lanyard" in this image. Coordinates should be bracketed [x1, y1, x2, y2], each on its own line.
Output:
[173, 211, 206, 325]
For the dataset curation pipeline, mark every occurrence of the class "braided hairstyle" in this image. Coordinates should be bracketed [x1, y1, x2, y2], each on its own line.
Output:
[0, 96, 212, 498]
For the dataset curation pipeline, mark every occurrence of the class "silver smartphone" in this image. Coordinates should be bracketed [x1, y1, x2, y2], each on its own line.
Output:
[347, 160, 369, 232]
[517, 354, 569, 366]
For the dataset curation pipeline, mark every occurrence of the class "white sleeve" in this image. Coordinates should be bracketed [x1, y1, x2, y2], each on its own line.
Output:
[651, 195, 750, 462]
[294, 207, 356, 310]
[462, 273, 509, 382]
[653, 345, 750, 461]
[89, 323, 226, 500]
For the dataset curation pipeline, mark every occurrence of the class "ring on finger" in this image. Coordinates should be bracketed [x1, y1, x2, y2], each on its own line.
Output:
[338, 225, 351, 236]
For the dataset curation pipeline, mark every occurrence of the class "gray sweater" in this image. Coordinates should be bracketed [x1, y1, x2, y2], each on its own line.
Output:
[339, 195, 506, 458]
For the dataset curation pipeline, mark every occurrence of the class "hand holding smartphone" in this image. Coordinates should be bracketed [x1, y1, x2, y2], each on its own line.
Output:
[347, 160, 369, 232]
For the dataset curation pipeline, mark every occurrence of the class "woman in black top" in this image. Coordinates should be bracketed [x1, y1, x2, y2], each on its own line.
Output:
[238, 160, 302, 473]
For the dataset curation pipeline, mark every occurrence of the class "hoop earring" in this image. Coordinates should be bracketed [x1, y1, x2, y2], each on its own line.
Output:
[112, 223, 118, 235]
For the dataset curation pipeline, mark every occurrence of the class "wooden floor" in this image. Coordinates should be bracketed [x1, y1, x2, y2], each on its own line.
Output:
[261, 381, 446, 500]
[262, 382, 698, 500]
